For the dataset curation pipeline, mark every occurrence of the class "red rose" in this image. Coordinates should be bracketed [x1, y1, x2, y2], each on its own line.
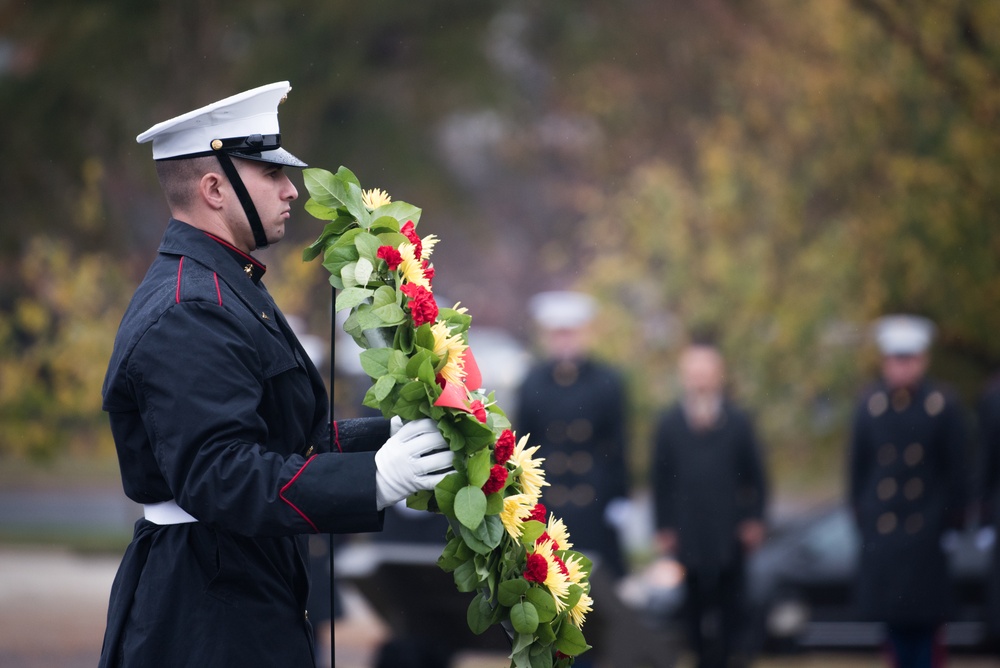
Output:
[401, 220, 423, 259]
[400, 283, 438, 327]
[469, 400, 487, 423]
[376, 245, 402, 270]
[528, 503, 546, 524]
[524, 552, 548, 584]
[494, 429, 515, 464]
[482, 464, 508, 495]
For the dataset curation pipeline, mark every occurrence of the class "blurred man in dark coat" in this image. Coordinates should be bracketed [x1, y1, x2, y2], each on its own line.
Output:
[652, 341, 768, 668]
[848, 315, 967, 668]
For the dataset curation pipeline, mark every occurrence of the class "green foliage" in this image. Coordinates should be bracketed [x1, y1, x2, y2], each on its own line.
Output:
[302, 166, 593, 665]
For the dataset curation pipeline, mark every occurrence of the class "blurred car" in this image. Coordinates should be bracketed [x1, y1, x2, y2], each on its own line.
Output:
[746, 504, 993, 653]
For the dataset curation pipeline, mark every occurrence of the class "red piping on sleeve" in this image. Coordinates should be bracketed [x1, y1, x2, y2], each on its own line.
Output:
[175, 256, 185, 303]
[213, 272, 222, 306]
[333, 421, 342, 453]
[280, 455, 320, 533]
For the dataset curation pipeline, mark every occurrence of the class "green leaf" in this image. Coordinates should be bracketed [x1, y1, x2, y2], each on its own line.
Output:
[358, 348, 392, 379]
[372, 285, 396, 308]
[555, 621, 590, 657]
[369, 216, 402, 234]
[413, 323, 436, 351]
[454, 485, 487, 530]
[485, 491, 504, 515]
[335, 287, 374, 313]
[525, 587, 557, 623]
[467, 593, 494, 635]
[471, 514, 504, 549]
[453, 559, 480, 593]
[302, 168, 344, 208]
[511, 631, 534, 655]
[498, 578, 530, 607]
[335, 165, 361, 187]
[458, 522, 494, 555]
[372, 302, 407, 326]
[467, 447, 492, 487]
[375, 200, 422, 226]
[518, 520, 546, 548]
[529, 643, 554, 668]
[406, 490, 432, 512]
[369, 375, 396, 402]
[354, 257, 374, 286]
[535, 621, 556, 645]
[510, 601, 540, 635]
[354, 231, 382, 260]
[434, 472, 465, 516]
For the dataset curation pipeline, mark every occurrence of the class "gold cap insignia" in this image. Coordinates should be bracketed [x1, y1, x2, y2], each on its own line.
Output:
[211, 139, 223, 151]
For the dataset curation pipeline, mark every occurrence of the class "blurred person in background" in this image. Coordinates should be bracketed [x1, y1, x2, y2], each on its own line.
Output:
[651, 338, 769, 668]
[976, 372, 1000, 652]
[516, 290, 631, 667]
[847, 315, 968, 668]
[98, 81, 454, 667]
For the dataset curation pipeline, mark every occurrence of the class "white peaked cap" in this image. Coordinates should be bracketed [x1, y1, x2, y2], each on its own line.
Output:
[136, 81, 306, 166]
[529, 291, 597, 330]
[873, 314, 935, 356]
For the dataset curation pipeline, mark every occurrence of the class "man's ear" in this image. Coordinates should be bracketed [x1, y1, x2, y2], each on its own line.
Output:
[199, 171, 227, 210]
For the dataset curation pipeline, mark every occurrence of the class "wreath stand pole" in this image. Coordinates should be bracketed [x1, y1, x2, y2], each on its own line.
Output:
[329, 285, 338, 668]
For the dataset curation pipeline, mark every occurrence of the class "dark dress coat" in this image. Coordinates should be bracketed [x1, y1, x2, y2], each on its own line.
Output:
[99, 219, 387, 667]
[515, 357, 629, 577]
[977, 377, 1000, 635]
[848, 378, 967, 626]
[651, 400, 768, 577]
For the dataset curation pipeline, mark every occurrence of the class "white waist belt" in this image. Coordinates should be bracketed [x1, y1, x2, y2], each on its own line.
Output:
[143, 500, 198, 525]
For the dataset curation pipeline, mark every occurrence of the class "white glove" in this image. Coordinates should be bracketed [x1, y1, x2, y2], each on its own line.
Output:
[375, 418, 453, 510]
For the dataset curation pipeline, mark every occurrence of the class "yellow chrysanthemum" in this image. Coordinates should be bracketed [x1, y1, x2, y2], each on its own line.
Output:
[545, 514, 573, 552]
[430, 320, 468, 386]
[568, 590, 594, 629]
[361, 187, 392, 211]
[500, 493, 535, 539]
[398, 243, 431, 289]
[535, 538, 571, 611]
[510, 435, 548, 500]
[563, 551, 587, 587]
[421, 234, 439, 259]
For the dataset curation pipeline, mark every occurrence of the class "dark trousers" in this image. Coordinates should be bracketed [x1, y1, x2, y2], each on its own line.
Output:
[682, 565, 747, 668]
[885, 624, 945, 668]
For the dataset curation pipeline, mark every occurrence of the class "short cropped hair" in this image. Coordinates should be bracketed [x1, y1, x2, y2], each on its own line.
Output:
[153, 156, 218, 211]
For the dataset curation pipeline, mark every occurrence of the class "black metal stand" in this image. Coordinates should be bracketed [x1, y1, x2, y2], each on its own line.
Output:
[329, 285, 337, 668]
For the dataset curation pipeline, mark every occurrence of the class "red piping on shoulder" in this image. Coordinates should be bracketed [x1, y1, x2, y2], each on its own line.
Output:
[213, 272, 222, 306]
[280, 456, 320, 533]
[175, 256, 185, 303]
[333, 421, 342, 453]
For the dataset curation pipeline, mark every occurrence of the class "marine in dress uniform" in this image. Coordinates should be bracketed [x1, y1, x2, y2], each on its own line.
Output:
[99, 82, 453, 667]
[515, 291, 630, 579]
[651, 342, 768, 668]
[848, 315, 967, 668]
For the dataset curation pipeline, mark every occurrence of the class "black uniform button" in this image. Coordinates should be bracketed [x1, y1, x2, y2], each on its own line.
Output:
[548, 484, 569, 507]
[878, 444, 897, 467]
[567, 419, 593, 443]
[547, 451, 569, 475]
[904, 513, 924, 534]
[877, 477, 898, 501]
[546, 421, 567, 444]
[570, 484, 595, 507]
[877, 512, 897, 534]
[903, 443, 924, 467]
[904, 477, 924, 501]
[569, 451, 593, 474]
[892, 389, 911, 412]
[868, 392, 888, 417]
[925, 392, 945, 416]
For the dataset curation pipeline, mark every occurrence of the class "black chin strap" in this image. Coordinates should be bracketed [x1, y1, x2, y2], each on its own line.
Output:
[215, 152, 269, 250]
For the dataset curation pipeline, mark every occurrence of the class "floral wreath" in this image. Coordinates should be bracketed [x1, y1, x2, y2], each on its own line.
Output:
[303, 167, 592, 667]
